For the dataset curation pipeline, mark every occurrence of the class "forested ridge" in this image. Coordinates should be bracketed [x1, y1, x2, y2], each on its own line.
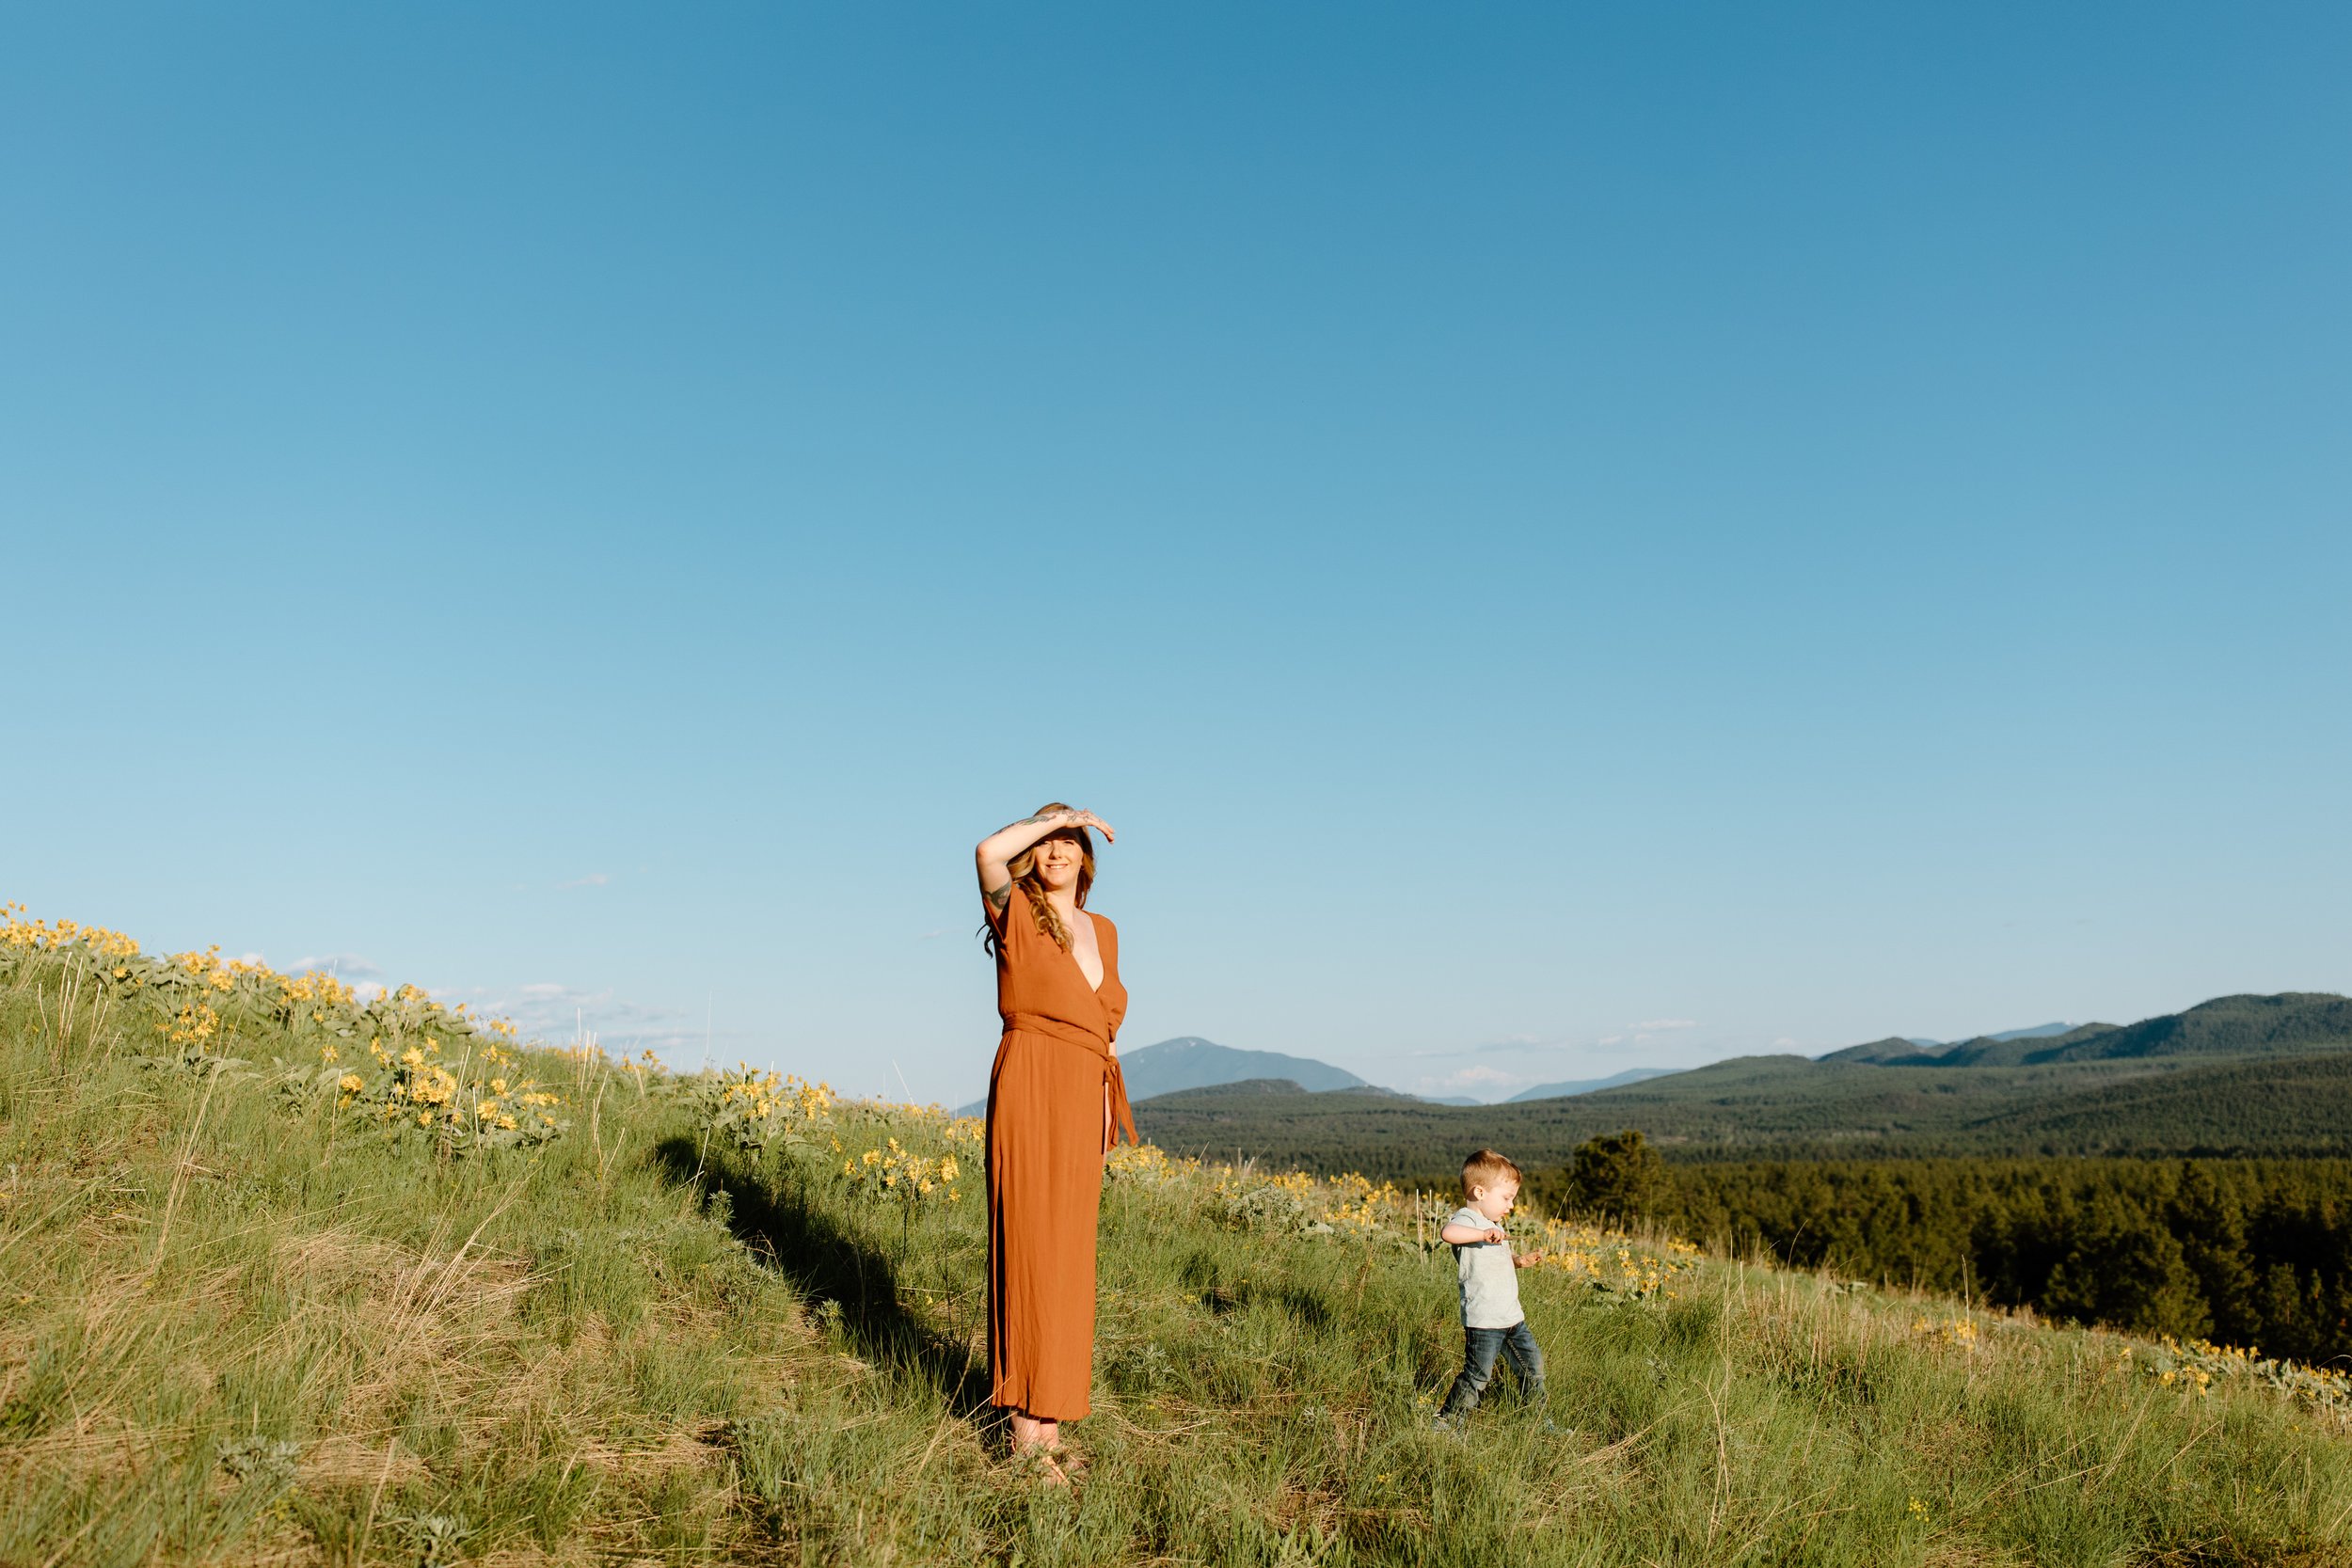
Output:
[1537, 1153, 2352, 1365]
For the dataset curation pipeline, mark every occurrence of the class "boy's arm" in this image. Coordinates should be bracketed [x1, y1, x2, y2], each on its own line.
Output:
[1512, 1249, 1546, 1268]
[1439, 1221, 1508, 1245]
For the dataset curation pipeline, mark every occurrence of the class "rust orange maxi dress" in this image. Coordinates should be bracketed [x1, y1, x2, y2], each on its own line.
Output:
[984, 883, 1135, 1420]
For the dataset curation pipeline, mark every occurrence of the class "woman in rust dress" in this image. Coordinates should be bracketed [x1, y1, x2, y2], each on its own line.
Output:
[975, 802, 1134, 1479]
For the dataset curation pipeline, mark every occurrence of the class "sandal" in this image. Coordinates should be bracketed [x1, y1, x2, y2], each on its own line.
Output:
[1010, 1441, 1073, 1487]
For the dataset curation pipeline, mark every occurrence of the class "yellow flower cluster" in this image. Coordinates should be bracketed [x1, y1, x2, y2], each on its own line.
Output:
[720, 1069, 834, 1124]
[2135, 1333, 2351, 1415]
[166, 1003, 223, 1046]
[340, 1031, 564, 1145]
[3, 901, 563, 1154]
[841, 1133, 963, 1205]
[1318, 1172, 1401, 1235]
[1105, 1141, 1203, 1190]
[684, 1082, 979, 1205]
[1206, 1165, 1417, 1238]
[0, 908, 140, 958]
[1520, 1225, 1701, 1301]
[2, 905, 524, 1060]
[1910, 1315, 1981, 1350]
[278, 969, 359, 1009]
[699, 1065, 834, 1154]
[400, 1061, 460, 1106]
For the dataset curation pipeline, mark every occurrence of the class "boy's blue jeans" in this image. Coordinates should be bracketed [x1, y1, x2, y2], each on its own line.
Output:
[1439, 1320, 1545, 1418]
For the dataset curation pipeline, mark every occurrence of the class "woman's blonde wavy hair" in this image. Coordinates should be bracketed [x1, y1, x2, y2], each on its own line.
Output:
[985, 801, 1095, 957]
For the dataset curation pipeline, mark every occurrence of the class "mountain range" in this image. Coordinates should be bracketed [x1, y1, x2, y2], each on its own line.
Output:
[1505, 1067, 1677, 1102]
[1129, 992, 2352, 1182]
[955, 1035, 1369, 1117]
[958, 1038, 1684, 1116]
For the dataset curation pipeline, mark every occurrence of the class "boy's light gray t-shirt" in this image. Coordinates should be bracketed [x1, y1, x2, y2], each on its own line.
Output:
[1446, 1206, 1524, 1329]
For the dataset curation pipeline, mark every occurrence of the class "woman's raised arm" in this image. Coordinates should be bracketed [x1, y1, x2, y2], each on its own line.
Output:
[975, 807, 1116, 911]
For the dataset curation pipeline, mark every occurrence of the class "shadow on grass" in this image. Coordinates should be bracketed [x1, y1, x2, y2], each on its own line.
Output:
[651, 1136, 996, 1431]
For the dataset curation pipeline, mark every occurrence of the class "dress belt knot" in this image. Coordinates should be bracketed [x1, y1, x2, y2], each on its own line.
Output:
[1000, 1012, 1138, 1148]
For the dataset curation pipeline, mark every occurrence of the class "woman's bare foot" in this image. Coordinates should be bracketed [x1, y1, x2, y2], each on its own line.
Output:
[1008, 1412, 1058, 1450]
[1008, 1412, 1071, 1484]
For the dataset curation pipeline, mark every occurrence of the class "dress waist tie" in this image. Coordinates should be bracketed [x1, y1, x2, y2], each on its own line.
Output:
[1001, 1012, 1137, 1148]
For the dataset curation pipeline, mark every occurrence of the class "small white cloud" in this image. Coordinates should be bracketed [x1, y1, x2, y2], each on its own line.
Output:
[1449, 1065, 1517, 1087]
[1636, 1019, 1698, 1030]
[1597, 1035, 1625, 1047]
[559, 873, 610, 889]
[469, 981, 702, 1053]
[1772, 1037, 1798, 1047]
[1405, 1035, 1574, 1060]
[289, 953, 385, 979]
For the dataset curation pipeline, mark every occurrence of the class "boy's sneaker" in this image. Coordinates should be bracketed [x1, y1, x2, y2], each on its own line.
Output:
[1430, 1413, 1456, 1433]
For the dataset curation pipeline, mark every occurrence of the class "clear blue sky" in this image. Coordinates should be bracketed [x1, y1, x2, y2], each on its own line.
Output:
[6, 5, 2346, 1106]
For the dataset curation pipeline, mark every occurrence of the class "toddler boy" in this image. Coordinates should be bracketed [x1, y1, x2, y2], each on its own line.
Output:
[1434, 1148, 1548, 1427]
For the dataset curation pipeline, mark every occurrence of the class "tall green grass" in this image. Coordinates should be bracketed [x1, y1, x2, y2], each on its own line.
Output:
[4, 946, 2350, 1566]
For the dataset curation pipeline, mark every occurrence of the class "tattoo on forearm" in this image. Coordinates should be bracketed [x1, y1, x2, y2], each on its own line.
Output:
[999, 809, 1077, 839]
[984, 882, 1012, 913]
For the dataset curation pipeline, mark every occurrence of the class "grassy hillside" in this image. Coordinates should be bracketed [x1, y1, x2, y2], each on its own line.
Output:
[8, 912, 2352, 1566]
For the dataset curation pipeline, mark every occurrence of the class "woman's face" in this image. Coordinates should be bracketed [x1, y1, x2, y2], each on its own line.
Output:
[1031, 831, 1086, 890]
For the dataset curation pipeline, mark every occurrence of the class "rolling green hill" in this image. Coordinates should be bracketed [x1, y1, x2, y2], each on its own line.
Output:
[9, 914, 2352, 1566]
[1892, 993, 2352, 1069]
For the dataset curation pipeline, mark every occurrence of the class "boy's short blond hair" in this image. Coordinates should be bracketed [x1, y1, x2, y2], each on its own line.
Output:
[1460, 1148, 1521, 1197]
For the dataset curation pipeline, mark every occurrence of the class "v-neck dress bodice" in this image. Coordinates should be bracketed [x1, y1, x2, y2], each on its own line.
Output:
[990, 885, 1127, 1046]
[982, 884, 1133, 1420]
